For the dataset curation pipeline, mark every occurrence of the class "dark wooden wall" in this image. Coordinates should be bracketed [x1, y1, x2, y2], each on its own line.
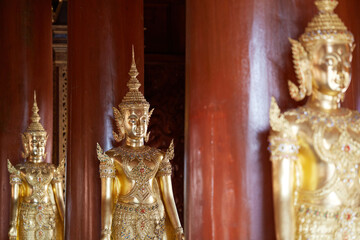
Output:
[144, 0, 186, 224]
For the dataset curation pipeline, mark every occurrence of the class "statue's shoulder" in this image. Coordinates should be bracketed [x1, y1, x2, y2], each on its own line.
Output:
[44, 162, 56, 170]
[152, 148, 165, 163]
[345, 108, 360, 131]
[15, 162, 27, 172]
[147, 146, 163, 155]
[349, 108, 360, 119]
[105, 147, 117, 158]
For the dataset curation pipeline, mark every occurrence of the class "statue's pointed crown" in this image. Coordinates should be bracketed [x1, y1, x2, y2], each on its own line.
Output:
[118, 46, 149, 111]
[300, 0, 354, 51]
[24, 91, 47, 136]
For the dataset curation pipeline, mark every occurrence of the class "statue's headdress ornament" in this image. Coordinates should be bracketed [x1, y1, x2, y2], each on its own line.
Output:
[118, 46, 150, 111]
[24, 91, 47, 136]
[300, 0, 354, 51]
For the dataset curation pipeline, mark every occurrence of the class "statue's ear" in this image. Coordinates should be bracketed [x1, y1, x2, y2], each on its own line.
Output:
[21, 133, 30, 158]
[148, 108, 155, 124]
[288, 38, 312, 101]
[145, 131, 151, 143]
[351, 43, 356, 53]
[112, 107, 125, 142]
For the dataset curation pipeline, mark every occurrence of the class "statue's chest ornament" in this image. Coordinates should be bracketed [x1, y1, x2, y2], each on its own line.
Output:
[24, 164, 53, 201]
[295, 108, 360, 203]
[115, 146, 160, 202]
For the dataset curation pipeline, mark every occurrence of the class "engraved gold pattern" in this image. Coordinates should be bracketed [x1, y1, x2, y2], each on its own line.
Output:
[300, 0, 354, 51]
[112, 202, 165, 240]
[270, 103, 360, 239]
[112, 146, 161, 203]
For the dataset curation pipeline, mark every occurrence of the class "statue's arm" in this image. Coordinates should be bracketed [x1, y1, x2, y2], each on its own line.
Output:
[157, 141, 184, 240]
[270, 137, 297, 240]
[159, 175, 184, 239]
[7, 160, 21, 240]
[100, 177, 114, 240]
[97, 144, 115, 240]
[269, 98, 299, 240]
[52, 159, 66, 221]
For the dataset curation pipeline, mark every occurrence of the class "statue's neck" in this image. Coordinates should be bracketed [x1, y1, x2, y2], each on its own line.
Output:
[28, 156, 44, 163]
[306, 90, 341, 111]
[125, 136, 144, 148]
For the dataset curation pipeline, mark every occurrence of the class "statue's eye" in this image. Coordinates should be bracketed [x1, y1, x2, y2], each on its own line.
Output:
[343, 61, 351, 68]
[325, 58, 335, 66]
[129, 117, 137, 124]
[337, 48, 344, 55]
[140, 116, 147, 123]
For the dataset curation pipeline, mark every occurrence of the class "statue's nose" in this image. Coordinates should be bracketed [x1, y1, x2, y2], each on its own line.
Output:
[337, 63, 344, 73]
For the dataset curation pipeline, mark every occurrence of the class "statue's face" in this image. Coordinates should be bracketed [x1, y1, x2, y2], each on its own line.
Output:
[28, 134, 46, 160]
[310, 42, 352, 96]
[123, 107, 148, 140]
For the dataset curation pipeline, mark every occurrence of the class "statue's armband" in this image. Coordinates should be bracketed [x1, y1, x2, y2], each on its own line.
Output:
[269, 98, 299, 162]
[7, 160, 22, 185]
[157, 140, 174, 177]
[97, 143, 116, 178]
[269, 135, 299, 162]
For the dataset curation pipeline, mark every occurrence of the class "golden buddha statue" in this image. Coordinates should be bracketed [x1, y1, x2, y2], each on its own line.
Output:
[269, 0, 359, 239]
[97, 48, 184, 240]
[7, 92, 65, 240]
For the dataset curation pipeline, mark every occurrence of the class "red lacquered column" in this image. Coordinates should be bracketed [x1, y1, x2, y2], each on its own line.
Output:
[337, 0, 360, 110]
[184, 0, 360, 239]
[66, 0, 144, 239]
[0, 0, 52, 238]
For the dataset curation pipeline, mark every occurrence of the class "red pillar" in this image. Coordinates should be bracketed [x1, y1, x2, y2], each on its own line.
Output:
[0, 0, 52, 238]
[184, 0, 360, 239]
[337, 1, 360, 110]
[66, 0, 144, 239]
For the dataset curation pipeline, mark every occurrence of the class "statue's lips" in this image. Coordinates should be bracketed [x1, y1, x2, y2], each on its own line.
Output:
[133, 129, 145, 136]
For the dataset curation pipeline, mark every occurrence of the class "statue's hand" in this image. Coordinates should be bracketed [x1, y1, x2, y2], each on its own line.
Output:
[8, 226, 17, 239]
[176, 232, 185, 240]
[100, 233, 111, 240]
[100, 228, 111, 240]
